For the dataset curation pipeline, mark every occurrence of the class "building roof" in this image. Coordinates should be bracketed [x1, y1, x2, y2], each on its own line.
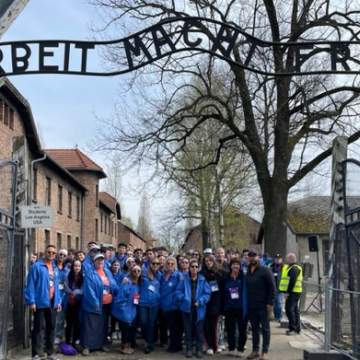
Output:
[41, 154, 87, 192]
[99, 192, 121, 219]
[44, 149, 106, 178]
[0, 78, 42, 155]
[287, 195, 360, 234]
[118, 221, 146, 243]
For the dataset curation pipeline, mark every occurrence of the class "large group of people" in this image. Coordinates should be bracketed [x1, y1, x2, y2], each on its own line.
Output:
[25, 242, 303, 360]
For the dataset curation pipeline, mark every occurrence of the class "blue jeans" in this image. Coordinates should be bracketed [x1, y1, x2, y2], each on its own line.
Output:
[139, 306, 159, 347]
[274, 292, 283, 321]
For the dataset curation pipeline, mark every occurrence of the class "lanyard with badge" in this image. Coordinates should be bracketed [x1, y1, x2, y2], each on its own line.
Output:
[229, 287, 240, 299]
[209, 280, 219, 292]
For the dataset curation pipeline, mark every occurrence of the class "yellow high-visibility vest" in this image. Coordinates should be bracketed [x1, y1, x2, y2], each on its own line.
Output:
[278, 264, 303, 293]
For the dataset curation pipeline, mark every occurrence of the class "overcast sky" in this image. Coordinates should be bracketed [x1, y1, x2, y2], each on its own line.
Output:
[2, 0, 162, 226]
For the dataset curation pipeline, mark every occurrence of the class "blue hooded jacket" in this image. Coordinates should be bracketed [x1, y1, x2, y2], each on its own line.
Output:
[112, 270, 126, 286]
[55, 262, 70, 304]
[160, 270, 182, 311]
[223, 273, 248, 317]
[111, 278, 140, 324]
[82, 255, 94, 275]
[24, 258, 61, 309]
[139, 270, 161, 308]
[81, 266, 117, 314]
[115, 254, 127, 270]
[176, 273, 211, 321]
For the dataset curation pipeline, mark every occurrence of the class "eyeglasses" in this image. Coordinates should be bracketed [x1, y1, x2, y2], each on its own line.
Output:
[132, 269, 141, 273]
[47, 251, 56, 255]
[59, 253, 66, 257]
[190, 265, 199, 268]
[193, 253, 199, 256]
[167, 262, 175, 266]
[152, 262, 160, 266]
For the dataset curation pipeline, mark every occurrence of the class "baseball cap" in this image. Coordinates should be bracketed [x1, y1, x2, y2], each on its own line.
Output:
[203, 248, 213, 255]
[248, 250, 257, 257]
[93, 253, 105, 261]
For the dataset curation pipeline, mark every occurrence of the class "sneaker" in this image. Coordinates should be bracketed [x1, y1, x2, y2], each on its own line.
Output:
[111, 333, 118, 341]
[259, 353, 269, 360]
[219, 345, 226, 351]
[82, 348, 90, 356]
[286, 330, 296, 336]
[54, 337, 61, 345]
[216, 348, 222, 353]
[32, 356, 46, 360]
[246, 352, 260, 359]
[228, 350, 237, 356]
[186, 349, 193, 358]
[206, 348, 214, 355]
[128, 347, 135, 354]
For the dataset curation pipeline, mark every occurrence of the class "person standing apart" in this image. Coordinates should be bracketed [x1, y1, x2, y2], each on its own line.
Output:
[270, 254, 284, 322]
[279, 253, 303, 335]
[223, 258, 248, 356]
[176, 259, 211, 359]
[139, 258, 161, 354]
[80, 253, 117, 356]
[246, 251, 275, 360]
[25, 245, 62, 360]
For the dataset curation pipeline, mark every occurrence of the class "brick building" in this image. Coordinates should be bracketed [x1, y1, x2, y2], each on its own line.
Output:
[118, 221, 147, 250]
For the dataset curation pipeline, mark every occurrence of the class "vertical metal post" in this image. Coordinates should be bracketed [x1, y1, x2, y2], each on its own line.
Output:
[326, 136, 347, 351]
[0, 161, 18, 360]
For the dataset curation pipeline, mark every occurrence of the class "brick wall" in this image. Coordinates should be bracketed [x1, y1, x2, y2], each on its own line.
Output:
[118, 222, 146, 250]
[70, 172, 101, 245]
[34, 162, 83, 253]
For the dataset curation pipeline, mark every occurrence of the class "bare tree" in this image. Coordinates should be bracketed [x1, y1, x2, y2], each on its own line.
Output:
[103, 155, 122, 202]
[93, 0, 360, 254]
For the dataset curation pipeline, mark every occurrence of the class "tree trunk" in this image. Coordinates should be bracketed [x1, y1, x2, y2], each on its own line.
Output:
[262, 182, 289, 256]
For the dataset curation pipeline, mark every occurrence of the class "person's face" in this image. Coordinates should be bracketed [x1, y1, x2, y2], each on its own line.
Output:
[166, 259, 176, 272]
[181, 258, 189, 271]
[112, 262, 120, 273]
[231, 263, 241, 273]
[118, 245, 127, 255]
[126, 259, 135, 269]
[135, 250, 143, 258]
[158, 256, 166, 266]
[46, 247, 56, 261]
[190, 262, 199, 275]
[242, 252, 249, 263]
[77, 252, 85, 262]
[110, 249, 115, 257]
[105, 250, 112, 259]
[248, 255, 258, 265]
[95, 258, 104, 269]
[31, 254, 37, 263]
[151, 259, 160, 271]
[205, 257, 214, 268]
[58, 251, 67, 262]
[147, 251, 155, 261]
[192, 252, 199, 259]
[216, 249, 225, 262]
[73, 260, 82, 274]
[131, 266, 141, 279]
[127, 250, 133, 257]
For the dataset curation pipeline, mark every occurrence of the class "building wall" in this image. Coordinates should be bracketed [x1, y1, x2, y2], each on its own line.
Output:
[71, 171, 101, 245]
[297, 234, 328, 283]
[34, 162, 83, 253]
[182, 227, 202, 253]
[98, 206, 117, 247]
[0, 94, 30, 213]
[118, 222, 146, 250]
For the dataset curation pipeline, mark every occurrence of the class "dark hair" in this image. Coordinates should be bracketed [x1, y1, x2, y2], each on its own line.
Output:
[118, 243, 127, 248]
[134, 248, 143, 253]
[75, 250, 85, 256]
[68, 260, 83, 289]
[229, 258, 241, 269]
[46, 244, 56, 250]
[202, 254, 219, 273]
[146, 248, 154, 253]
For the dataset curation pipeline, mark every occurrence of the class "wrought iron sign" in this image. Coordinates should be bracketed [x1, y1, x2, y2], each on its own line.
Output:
[1, 16, 360, 77]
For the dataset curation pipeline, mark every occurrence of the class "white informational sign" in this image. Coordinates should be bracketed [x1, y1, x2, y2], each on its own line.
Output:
[21, 205, 53, 228]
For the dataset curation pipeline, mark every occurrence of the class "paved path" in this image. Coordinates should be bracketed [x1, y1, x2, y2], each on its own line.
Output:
[9, 322, 321, 360]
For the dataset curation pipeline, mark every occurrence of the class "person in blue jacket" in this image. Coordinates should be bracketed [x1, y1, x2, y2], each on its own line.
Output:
[176, 259, 211, 359]
[80, 253, 117, 356]
[139, 257, 161, 354]
[160, 256, 183, 353]
[112, 264, 142, 355]
[109, 258, 125, 340]
[24, 244, 62, 360]
[116, 242, 128, 270]
[223, 258, 248, 356]
[82, 244, 101, 275]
